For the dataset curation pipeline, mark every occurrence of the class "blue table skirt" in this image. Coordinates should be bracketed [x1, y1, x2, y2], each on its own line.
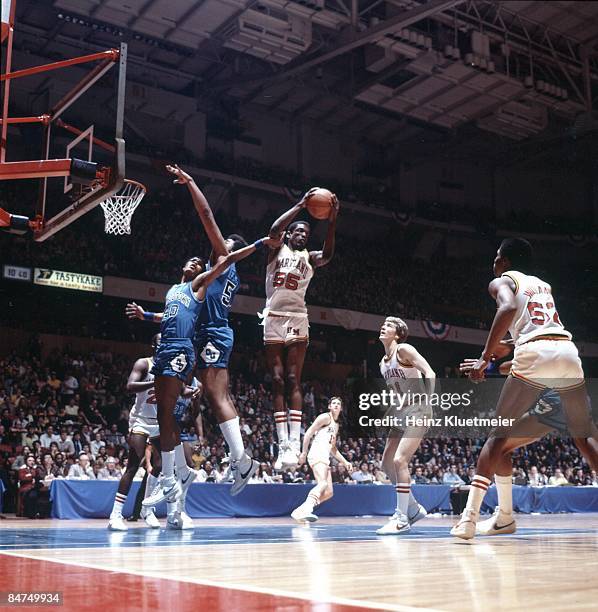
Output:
[482, 484, 598, 514]
[49, 481, 598, 519]
[49, 481, 451, 519]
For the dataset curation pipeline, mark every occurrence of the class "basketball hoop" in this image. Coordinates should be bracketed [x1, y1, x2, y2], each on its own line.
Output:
[100, 179, 146, 235]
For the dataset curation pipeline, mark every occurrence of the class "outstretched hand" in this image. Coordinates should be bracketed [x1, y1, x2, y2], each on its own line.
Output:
[166, 164, 193, 185]
[264, 234, 284, 249]
[125, 302, 144, 320]
[299, 187, 319, 208]
[182, 384, 202, 400]
[468, 356, 489, 382]
[329, 193, 339, 221]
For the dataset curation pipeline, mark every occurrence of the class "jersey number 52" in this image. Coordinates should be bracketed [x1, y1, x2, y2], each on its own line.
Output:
[273, 271, 300, 290]
[527, 301, 562, 326]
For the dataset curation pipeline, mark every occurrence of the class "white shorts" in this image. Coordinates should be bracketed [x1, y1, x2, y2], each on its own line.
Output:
[263, 313, 309, 345]
[511, 339, 584, 390]
[129, 415, 159, 439]
[308, 451, 330, 468]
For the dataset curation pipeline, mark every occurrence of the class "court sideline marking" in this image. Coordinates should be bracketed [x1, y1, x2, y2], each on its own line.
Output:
[0, 550, 442, 612]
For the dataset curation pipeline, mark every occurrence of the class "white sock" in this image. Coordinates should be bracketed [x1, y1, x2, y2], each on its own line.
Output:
[495, 474, 513, 516]
[111, 492, 126, 517]
[179, 487, 189, 514]
[162, 450, 175, 480]
[274, 411, 288, 443]
[145, 474, 158, 499]
[396, 483, 411, 516]
[288, 410, 302, 441]
[408, 491, 420, 514]
[305, 491, 319, 512]
[174, 443, 190, 478]
[219, 417, 245, 462]
[465, 475, 492, 517]
[167, 500, 177, 517]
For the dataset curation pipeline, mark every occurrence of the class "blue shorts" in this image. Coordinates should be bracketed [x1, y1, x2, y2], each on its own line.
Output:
[151, 339, 195, 381]
[528, 389, 567, 433]
[194, 326, 234, 369]
[180, 432, 196, 443]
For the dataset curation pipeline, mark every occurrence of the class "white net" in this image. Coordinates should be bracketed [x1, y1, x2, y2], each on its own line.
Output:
[100, 179, 146, 235]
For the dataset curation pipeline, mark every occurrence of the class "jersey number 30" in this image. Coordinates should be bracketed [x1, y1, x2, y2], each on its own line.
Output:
[273, 271, 300, 290]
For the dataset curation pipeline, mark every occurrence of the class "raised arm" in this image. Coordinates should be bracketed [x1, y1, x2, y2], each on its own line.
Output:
[310, 194, 339, 268]
[269, 188, 317, 238]
[166, 164, 228, 259]
[399, 344, 436, 396]
[192, 235, 281, 294]
[126, 358, 154, 393]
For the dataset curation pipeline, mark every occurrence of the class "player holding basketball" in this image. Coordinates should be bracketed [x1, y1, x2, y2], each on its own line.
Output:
[128, 165, 268, 495]
[264, 189, 339, 469]
[376, 317, 434, 535]
[459, 342, 598, 536]
[291, 397, 353, 522]
[142, 211, 280, 507]
[451, 238, 595, 539]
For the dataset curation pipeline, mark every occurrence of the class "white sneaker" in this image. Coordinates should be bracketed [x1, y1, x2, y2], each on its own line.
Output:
[142, 477, 182, 507]
[450, 508, 478, 540]
[408, 503, 427, 525]
[282, 439, 299, 468]
[376, 514, 410, 535]
[108, 515, 128, 532]
[179, 469, 198, 495]
[476, 507, 516, 536]
[291, 503, 318, 523]
[141, 506, 160, 529]
[274, 441, 289, 471]
[230, 455, 259, 496]
[179, 511, 194, 530]
[166, 510, 194, 530]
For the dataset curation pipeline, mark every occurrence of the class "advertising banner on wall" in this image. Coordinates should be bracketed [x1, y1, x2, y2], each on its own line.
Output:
[33, 268, 103, 293]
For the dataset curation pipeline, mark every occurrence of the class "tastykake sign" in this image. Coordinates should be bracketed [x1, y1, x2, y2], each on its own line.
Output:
[34, 268, 103, 293]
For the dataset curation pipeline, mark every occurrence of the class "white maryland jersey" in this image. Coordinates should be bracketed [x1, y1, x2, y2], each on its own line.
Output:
[309, 415, 339, 459]
[501, 270, 571, 346]
[379, 345, 426, 396]
[129, 358, 156, 420]
[265, 243, 313, 315]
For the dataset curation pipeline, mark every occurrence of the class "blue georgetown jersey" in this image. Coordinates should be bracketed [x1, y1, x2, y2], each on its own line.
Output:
[197, 262, 239, 331]
[160, 282, 203, 341]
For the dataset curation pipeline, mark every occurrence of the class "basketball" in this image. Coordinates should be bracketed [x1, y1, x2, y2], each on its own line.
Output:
[306, 188, 334, 219]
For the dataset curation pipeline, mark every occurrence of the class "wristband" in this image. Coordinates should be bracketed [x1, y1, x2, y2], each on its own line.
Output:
[143, 311, 156, 321]
[253, 239, 264, 250]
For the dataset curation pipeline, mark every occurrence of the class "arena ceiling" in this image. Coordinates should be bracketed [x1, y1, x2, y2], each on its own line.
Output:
[10, 1, 598, 165]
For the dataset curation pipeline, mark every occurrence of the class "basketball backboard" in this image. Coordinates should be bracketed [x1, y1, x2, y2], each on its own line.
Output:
[0, 0, 127, 241]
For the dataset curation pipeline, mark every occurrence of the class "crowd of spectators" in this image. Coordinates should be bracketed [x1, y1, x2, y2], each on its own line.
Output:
[1, 347, 595, 519]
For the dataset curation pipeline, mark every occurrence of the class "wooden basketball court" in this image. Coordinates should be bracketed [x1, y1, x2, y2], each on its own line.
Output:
[1, 514, 597, 611]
